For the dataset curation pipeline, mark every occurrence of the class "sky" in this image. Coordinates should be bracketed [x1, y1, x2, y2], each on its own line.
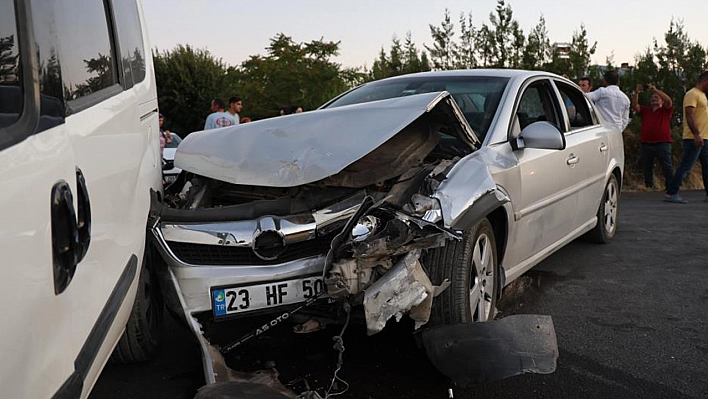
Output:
[141, 0, 708, 70]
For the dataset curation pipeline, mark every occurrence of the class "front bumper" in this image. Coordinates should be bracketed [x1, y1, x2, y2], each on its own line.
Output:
[152, 226, 326, 315]
[150, 192, 366, 316]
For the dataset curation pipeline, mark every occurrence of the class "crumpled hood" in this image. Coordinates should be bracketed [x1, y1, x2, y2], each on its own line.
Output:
[175, 91, 478, 187]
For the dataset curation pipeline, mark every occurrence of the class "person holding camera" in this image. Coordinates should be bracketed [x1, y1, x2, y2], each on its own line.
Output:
[632, 84, 674, 189]
[586, 70, 631, 132]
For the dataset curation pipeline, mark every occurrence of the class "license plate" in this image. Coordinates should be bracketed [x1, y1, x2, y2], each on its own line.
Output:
[164, 175, 177, 183]
[211, 276, 324, 319]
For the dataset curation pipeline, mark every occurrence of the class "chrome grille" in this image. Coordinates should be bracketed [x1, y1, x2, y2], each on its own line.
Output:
[166, 232, 337, 266]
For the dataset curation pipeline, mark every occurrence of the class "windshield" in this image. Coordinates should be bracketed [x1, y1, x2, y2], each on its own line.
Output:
[323, 76, 509, 140]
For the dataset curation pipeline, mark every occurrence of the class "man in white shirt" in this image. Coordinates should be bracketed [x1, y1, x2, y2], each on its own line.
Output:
[204, 98, 238, 130]
[585, 70, 630, 132]
[227, 96, 243, 122]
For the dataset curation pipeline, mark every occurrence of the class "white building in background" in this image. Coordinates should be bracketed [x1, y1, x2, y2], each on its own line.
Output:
[553, 42, 571, 59]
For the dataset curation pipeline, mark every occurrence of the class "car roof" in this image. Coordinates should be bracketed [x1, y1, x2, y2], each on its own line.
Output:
[372, 69, 563, 84]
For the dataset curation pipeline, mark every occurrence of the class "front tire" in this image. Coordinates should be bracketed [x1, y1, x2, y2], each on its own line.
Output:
[424, 217, 498, 325]
[111, 247, 163, 363]
[587, 174, 619, 243]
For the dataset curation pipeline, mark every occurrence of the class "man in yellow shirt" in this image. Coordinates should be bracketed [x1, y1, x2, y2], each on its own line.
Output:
[664, 71, 708, 203]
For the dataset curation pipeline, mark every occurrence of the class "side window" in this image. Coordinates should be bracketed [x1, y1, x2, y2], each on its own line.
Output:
[555, 81, 596, 130]
[0, 1, 22, 130]
[513, 80, 561, 135]
[111, 0, 146, 88]
[32, 0, 67, 132]
[54, 0, 118, 106]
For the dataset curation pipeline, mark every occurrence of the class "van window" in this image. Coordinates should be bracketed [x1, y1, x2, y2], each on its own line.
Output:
[111, 0, 146, 88]
[0, 1, 22, 129]
[54, 0, 117, 102]
[31, 0, 67, 132]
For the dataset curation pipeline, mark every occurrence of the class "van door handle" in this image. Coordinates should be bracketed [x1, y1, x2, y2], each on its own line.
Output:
[75, 168, 91, 263]
[599, 143, 608, 152]
[566, 154, 579, 165]
[51, 181, 79, 295]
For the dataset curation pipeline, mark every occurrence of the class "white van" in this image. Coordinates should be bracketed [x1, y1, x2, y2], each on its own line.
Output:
[0, 0, 162, 398]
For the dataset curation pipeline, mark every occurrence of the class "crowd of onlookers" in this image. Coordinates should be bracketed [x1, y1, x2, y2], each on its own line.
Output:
[158, 97, 307, 158]
[579, 70, 708, 204]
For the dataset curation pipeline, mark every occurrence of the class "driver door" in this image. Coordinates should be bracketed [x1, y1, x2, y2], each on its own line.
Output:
[503, 78, 579, 268]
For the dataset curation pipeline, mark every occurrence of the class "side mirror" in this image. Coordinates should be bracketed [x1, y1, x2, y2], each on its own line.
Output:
[512, 121, 566, 151]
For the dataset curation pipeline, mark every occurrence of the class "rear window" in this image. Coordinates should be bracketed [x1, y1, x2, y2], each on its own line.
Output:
[54, 0, 117, 102]
[111, 0, 146, 87]
[324, 76, 509, 140]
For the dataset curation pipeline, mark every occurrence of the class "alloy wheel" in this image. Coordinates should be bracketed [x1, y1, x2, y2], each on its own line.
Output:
[469, 233, 495, 321]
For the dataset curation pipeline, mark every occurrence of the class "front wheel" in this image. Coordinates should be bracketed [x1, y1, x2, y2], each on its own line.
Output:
[586, 174, 619, 243]
[424, 217, 498, 325]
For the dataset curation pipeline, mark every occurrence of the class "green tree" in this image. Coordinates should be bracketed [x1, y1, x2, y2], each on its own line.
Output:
[237, 34, 360, 119]
[457, 12, 477, 69]
[371, 47, 393, 80]
[403, 32, 431, 74]
[426, 9, 458, 70]
[567, 24, 597, 79]
[522, 15, 551, 70]
[153, 45, 228, 135]
[371, 32, 430, 79]
[475, 24, 495, 67]
[509, 22, 525, 68]
[487, 0, 520, 68]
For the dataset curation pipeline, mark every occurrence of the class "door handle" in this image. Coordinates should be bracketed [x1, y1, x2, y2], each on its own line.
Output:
[599, 143, 608, 152]
[566, 154, 579, 165]
[75, 168, 91, 263]
[51, 181, 78, 295]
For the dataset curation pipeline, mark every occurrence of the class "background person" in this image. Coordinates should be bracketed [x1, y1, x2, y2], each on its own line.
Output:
[664, 71, 708, 203]
[159, 113, 172, 156]
[632, 84, 674, 189]
[585, 70, 630, 132]
[204, 98, 238, 130]
[578, 76, 592, 93]
[228, 96, 243, 122]
[279, 105, 292, 116]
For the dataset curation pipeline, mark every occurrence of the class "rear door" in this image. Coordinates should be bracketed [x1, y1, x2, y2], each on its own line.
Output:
[552, 79, 609, 228]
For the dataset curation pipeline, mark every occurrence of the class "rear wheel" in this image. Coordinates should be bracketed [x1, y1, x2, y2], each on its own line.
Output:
[111, 247, 163, 363]
[586, 174, 619, 243]
[424, 217, 498, 325]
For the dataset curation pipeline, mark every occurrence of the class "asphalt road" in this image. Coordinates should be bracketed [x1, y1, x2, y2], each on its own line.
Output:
[90, 190, 708, 399]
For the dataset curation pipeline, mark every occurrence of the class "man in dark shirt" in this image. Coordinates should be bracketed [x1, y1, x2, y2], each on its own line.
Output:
[632, 84, 674, 189]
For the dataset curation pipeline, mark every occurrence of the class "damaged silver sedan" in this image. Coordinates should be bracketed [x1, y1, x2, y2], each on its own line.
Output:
[149, 70, 623, 389]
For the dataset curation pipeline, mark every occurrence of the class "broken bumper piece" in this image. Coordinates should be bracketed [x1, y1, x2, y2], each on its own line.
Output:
[362, 248, 433, 335]
[421, 314, 558, 384]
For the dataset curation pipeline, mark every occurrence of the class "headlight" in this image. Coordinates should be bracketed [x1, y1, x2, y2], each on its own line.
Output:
[351, 215, 380, 242]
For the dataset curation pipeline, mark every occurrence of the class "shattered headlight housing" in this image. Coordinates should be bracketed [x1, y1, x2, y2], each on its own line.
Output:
[351, 215, 380, 242]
